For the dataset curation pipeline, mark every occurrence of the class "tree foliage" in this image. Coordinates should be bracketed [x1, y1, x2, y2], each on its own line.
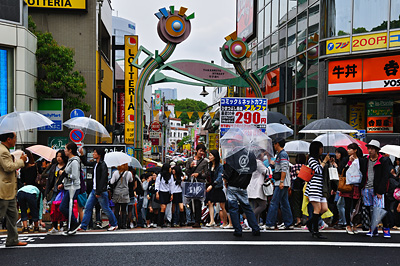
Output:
[177, 135, 192, 147]
[28, 16, 90, 111]
[167, 98, 208, 125]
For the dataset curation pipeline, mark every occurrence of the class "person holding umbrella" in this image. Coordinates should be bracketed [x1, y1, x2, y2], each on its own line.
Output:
[304, 141, 330, 239]
[75, 147, 118, 232]
[360, 140, 392, 238]
[57, 142, 81, 235]
[0, 132, 28, 247]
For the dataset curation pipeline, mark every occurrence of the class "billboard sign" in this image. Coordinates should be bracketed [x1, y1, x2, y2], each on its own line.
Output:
[37, 99, 63, 131]
[236, 0, 256, 42]
[26, 0, 87, 10]
[219, 97, 267, 137]
[124, 35, 138, 144]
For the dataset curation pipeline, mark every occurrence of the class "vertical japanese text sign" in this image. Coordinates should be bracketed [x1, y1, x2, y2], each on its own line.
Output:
[125, 36, 138, 144]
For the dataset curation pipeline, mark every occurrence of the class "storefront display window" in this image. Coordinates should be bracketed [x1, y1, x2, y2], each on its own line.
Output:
[390, 0, 400, 29]
[353, 0, 388, 34]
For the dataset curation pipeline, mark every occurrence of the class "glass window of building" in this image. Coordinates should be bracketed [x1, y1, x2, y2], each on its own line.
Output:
[287, 59, 296, 101]
[297, 11, 307, 50]
[306, 97, 317, 125]
[279, 26, 287, 62]
[251, 47, 257, 70]
[306, 52, 318, 96]
[297, 0, 307, 14]
[280, 0, 288, 26]
[296, 53, 306, 99]
[257, 42, 264, 68]
[391, 0, 400, 29]
[271, 31, 279, 66]
[258, 0, 265, 11]
[286, 102, 295, 125]
[324, 0, 352, 37]
[288, 0, 297, 19]
[308, 3, 319, 45]
[353, 0, 389, 34]
[288, 19, 297, 58]
[265, 3, 271, 37]
[295, 99, 305, 129]
[263, 37, 271, 66]
[272, 0, 279, 32]
[258, 8, 264, 40]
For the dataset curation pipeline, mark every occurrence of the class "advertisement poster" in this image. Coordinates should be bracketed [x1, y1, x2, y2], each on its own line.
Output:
[367, 100, 393, 133]
[220, 97, 267, 137]
[237, 0, 255, 41]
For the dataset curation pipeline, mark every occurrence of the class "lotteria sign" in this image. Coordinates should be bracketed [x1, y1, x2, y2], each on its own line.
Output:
[26, 0, 87, 10]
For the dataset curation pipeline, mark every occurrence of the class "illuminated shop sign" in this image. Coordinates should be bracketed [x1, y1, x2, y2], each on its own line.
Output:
[326, 31, 400, 55]
[328, 55, 400, 95]
[26, 0, 87, 10]
[236, 0, 256, 42]
[0, 49, 7, 116]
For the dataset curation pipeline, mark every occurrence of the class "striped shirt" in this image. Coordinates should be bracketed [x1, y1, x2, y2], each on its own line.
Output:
[305, 157, 324, 198]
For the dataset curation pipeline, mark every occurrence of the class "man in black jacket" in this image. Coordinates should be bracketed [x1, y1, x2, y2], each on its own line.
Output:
[360, 140, 392, 238]
[224, 163, 260, 237]
[71, 147, 118, 232]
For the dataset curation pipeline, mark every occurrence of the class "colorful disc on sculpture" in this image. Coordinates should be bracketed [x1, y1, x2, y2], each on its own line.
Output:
[230, 40, 247, 59]
[165, 15, 185, 37]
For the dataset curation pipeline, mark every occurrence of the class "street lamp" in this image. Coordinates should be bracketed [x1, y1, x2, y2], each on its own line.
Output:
[200, 86, 209, 97]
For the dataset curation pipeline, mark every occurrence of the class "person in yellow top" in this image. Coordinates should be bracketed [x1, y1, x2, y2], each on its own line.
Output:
[0, 132, 28, 247]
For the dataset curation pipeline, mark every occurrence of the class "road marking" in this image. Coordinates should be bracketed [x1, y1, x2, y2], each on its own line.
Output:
[3, 241, 400, 249]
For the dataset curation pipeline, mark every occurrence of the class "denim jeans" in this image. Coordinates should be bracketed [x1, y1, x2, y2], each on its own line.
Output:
[80, 190, 118, 230]
[59, 189, 80, 229]
[135, 196, 144, 227]
[227, 186, 260, 234]
[17, 191, 39, 222]
[265, 186, 293, 227]
[336, 196, 346, 225]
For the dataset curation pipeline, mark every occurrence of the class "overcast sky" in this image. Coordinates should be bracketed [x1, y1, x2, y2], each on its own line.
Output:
[111, 0, 236, 105]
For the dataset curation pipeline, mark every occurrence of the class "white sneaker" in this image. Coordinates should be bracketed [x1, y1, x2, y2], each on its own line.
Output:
[107, 225, 118, 231]
[47, 227, 59, 235]
[149, 223, 154, 228]
[223, 225, 234, 229]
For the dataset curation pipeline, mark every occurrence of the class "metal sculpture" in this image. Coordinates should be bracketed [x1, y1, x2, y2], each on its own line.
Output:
[132, 6, 194, 163]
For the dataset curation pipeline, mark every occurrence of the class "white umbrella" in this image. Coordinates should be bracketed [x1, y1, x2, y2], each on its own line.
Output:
[0, 110, 54, 134]
[380, 145, 400, 158]
[63, 116, 110, 139]
[284, 140, 310, 153]
[130, 157, 143, 169]
[266, 123, 293, 140]
[104, 152, 131, 167]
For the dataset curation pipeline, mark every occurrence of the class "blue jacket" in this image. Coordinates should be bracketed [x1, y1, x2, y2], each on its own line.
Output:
[210, 164, 224, 189]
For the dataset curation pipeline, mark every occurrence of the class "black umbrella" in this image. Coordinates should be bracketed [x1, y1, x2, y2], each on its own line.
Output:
[226, 147, 257, 174]
[145, 166, 161, 173]
[267, 111, 292, 125]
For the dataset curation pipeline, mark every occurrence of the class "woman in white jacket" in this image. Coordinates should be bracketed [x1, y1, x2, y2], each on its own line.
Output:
[247, 153, 270, 225]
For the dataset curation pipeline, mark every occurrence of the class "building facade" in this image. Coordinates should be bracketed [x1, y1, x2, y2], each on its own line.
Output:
[250, 0, 400, 144]
[157, 88, 178, 101]
[0, 0, 37, 144]
[28, 0, 113, 144]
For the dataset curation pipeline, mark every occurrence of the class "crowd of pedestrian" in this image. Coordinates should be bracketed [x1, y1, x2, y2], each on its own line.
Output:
[2, 130, 400, 247]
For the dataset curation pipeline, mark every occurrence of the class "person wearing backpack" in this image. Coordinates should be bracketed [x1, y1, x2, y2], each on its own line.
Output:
[73, 147, 118, 233]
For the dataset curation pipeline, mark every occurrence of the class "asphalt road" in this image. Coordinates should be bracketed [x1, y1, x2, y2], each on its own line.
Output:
[1, 228, 400, 266]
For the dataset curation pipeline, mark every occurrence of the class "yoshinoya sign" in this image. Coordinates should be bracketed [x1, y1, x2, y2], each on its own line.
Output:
[219, 97, 267, 137]
[26, 0, 87, 10]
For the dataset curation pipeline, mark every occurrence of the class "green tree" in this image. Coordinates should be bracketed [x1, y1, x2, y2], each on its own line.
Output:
[167, 98, 208, 125]
[177, 135, 192, 147]
[28, 16, 90, 111]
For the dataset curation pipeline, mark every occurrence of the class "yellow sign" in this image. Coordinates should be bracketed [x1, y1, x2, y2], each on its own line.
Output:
[326, 31, 400, 54]
[176, 111, 182, 118]
[208, 133, 219, 150]
[124, 36, 138, 144]
[349, 103, 365, 130]
[165, 111, 171, 118]
[187, 112, 193, 119]
[227, 86, 234, 97]
[26, 0, 86, 9]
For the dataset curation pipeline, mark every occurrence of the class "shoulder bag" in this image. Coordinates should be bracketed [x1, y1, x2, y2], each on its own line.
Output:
[338, 169, 353, 193]
[298, 165, 315, 182]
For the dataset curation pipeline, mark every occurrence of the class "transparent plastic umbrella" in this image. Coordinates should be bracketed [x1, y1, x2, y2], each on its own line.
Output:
[0, 110, 54, 134]
[380, 145, 400, 158]
[370, 206, 387, 234]
[63, 116, 111, 139]
[220, 125, 273, 160]
[130, 157, 143, 169]
[284, 140, 310, 153]
[314, 133, 368, 154]
[104, 152, 132, 167]
[266, 123, 293, 140]
[68, 187, 75, 231]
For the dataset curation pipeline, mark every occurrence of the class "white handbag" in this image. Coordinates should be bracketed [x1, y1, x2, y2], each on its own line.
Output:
[262, 180, 274, 196]
[328, 167, 339, 181]
[346, 159, 362, 185]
